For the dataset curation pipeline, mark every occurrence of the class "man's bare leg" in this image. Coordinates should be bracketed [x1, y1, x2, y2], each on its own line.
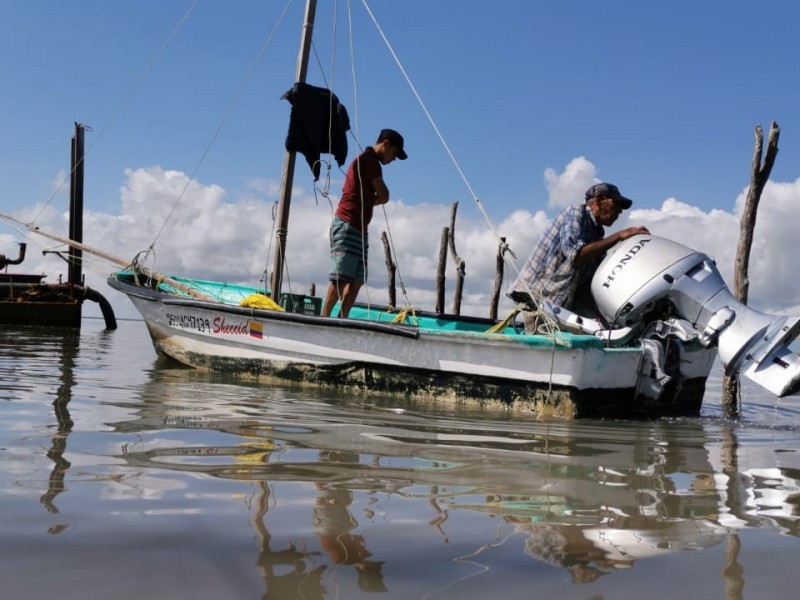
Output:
[339, 281, 363, 318]
[321, 281, 343, 317]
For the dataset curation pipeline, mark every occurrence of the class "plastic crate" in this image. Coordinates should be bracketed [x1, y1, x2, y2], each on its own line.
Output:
[280, 293, 322, 316]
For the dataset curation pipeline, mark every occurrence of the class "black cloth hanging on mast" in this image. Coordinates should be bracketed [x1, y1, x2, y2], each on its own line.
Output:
[281, 83, 350, 180]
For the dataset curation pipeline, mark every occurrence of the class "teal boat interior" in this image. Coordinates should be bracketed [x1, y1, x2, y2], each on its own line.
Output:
[110, 270, 611, 350]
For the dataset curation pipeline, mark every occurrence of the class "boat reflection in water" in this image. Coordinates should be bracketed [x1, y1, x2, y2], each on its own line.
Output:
[112, 370, 800, 594]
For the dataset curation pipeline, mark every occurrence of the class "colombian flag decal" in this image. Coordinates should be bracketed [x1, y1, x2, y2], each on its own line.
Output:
[249, 321, 264, 339]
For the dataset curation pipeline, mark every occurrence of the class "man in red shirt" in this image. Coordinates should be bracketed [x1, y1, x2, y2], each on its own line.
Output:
[321, 129, 407, 318]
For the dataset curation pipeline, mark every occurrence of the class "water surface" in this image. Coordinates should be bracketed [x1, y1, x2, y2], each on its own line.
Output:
[2, 319, 799, 599]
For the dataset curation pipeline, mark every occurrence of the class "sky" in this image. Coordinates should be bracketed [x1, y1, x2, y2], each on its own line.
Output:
[2, 0, 800, 321]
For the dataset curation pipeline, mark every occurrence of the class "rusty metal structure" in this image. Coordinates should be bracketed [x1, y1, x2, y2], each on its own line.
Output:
[0, 123, 116, 329]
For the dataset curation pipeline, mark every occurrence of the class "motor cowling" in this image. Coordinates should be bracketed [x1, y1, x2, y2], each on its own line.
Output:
[592, 235, 800, 397]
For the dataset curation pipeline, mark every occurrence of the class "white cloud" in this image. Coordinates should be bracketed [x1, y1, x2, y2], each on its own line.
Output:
[544, 156, 598, 209]
[3, 159, 800, 322]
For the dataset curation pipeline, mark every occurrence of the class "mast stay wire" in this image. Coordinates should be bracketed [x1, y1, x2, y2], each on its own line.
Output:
[359, 0, 524, 288]
[280, 0, 341, 300]
[285, 0, 416, 314]
[327, 0, 415, 314]
[30, 0, 200, 227]
[143, 0, 296, 265]
[0, 214, 122, 277]
[346, 0, 374, 313]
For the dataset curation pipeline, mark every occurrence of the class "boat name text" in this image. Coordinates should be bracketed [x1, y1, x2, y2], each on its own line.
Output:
[212, 316, 249, 335]
[165, 313, 249, 335]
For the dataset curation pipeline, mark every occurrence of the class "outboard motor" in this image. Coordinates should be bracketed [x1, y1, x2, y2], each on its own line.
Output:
[592, 235, 800, 397]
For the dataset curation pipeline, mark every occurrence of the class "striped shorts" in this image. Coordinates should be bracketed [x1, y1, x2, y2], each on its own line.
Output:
[329, 216, 368, 283]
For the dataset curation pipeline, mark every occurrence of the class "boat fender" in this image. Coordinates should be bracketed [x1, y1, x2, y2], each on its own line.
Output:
[84, 287, 118, 330]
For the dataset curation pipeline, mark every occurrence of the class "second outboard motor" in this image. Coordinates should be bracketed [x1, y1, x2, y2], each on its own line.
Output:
[592, 235, 800, 397]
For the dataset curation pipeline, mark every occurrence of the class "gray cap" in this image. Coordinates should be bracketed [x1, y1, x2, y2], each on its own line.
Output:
[585, 182, 633, 209]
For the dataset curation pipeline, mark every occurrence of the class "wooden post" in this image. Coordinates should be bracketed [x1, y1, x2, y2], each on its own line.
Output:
[448, 202, 465, 315]
[490, 237, 506, 320]
[381, 231, 396, 308]
[720, 423, 745, 597]
[68, 123, 86, 287]
[722, 121, 780, 416]
[435, 227, 449, 314]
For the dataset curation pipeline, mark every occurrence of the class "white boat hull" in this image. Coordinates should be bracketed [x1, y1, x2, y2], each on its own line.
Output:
[109, 276, 717, 418]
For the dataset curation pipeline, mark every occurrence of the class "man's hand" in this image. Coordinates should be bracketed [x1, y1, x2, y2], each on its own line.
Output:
[576, 226, 651, 265]
[617, 226, 650, 241]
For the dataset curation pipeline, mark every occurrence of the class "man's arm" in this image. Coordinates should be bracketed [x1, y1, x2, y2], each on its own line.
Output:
[372, 176, 389, 206]
[575, 226, 650, 265]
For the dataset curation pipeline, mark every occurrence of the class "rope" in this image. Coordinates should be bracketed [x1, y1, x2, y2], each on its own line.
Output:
[266, 0, 415, 316]
[390, 305, 418, 325]
[347, 0, 372, 311]
[360, 0, 520, 287]
[345, 4, 414, 313]
[275, 1, 355, 306]
[378, 203, 414, 310]
[31, 1, 200, 226]
[240, 293, 284, 311]
[484, 308, 519, 334]
[357, 0, 535, 313]
[0, 214, 113, 280]
[260, 201, 279, 296]
[148, 0, 295, 252]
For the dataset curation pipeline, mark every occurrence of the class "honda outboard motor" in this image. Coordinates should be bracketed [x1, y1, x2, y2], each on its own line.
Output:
[592, 235, 800, 397]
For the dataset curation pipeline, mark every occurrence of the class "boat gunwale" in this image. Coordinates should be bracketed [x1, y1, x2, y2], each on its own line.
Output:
[108, 275, 422, 339]
[108, 274, 616, 349]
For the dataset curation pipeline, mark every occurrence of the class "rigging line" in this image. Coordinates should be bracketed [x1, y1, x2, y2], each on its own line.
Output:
[148, 0, 295, 251]
[360, 0, 526, 288]
[310, 45, 330, 90]
[261, 202, 279, 294]
[347, 0, 411, 312]
[378, 203, 412, 307]
[346, 0, 360, 149]
[0, 211, 131, 269]
[0, 215, 34, 244]
[30, 0, 200, 226]
[282, 1, 340, 296]
[327, 0, 338, 179]
[307, 24, 334, 182]
[359, 1, 478, 201]
[0, 213, 114, 275]
[344, 0, 374, 312]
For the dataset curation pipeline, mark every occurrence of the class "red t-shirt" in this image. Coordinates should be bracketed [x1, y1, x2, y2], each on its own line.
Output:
[335, 147, 382, 231]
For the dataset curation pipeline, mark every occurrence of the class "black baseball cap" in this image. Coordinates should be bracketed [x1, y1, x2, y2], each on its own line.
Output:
[585, 182, 633, 209]
[377, 128, 407, 160]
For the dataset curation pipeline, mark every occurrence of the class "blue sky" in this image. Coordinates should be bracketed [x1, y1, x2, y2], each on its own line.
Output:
[2, 0, 800, 318]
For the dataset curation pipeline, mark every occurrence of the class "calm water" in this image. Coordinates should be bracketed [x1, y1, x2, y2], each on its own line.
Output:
[2, 319, 800, 599]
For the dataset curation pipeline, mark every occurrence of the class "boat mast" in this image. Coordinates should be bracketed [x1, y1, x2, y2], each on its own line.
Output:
[270, 0, 317, 300]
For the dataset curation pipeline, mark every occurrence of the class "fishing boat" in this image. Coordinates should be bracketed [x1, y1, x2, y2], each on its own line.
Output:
[105, 0, 800, 418]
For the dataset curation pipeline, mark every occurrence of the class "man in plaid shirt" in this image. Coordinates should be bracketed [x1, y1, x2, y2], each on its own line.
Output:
[510, 183, 649, 324]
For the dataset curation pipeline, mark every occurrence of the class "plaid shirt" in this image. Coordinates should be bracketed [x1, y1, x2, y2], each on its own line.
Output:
[512, 204, 605, 309]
